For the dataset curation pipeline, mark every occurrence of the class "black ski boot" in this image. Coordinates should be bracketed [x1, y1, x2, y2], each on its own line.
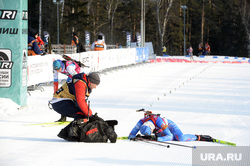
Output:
[56, 115, 67, 122]
[196, 135, 214, 142]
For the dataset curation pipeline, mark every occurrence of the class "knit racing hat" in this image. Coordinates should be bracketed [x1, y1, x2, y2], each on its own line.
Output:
[140, 120, 155, 135]
[53, 60, 62, 70]
[88, 72, 100, 85]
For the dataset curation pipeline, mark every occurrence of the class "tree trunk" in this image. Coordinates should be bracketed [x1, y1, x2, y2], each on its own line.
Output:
[156, 0, 173, 55]
[237, 0, 250, 57]
[201, 0, 205, 44]
[248, 36, 250, 58]
[107, 0, 119, 44]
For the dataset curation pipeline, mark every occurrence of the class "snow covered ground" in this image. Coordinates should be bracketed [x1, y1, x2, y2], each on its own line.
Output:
[0, 57, 250, 166]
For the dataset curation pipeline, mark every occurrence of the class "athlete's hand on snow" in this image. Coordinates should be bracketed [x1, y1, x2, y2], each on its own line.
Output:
[128, 134, 136, 140]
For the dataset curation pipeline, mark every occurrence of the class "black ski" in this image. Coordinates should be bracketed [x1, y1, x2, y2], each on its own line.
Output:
[197, 135, 236, 146]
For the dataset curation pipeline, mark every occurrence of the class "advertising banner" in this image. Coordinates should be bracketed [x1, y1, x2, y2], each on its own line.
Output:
[136, 32, 141, 47]
[0, 0, 28, 106]
[27, 55, 56, 86]
[126, 32, 131, 48]
[85, 31, 90, 46]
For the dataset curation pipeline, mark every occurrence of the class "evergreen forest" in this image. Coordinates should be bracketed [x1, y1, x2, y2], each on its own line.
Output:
[28, 0, 250, 57]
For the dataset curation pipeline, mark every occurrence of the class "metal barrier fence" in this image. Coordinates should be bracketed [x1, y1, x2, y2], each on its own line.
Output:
[51, 44, 77, 54]
[51, 44, 119, 54]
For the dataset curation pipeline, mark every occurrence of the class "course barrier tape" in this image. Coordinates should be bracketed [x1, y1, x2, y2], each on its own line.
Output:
[150, 56, 250, 64]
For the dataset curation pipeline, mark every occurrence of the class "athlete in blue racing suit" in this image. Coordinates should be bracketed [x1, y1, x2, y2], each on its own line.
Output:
[128, 114, 209, 142]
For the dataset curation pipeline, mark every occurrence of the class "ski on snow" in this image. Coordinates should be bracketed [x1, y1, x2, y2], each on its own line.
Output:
[213, 139, 236, 146]
[25, 120, 118, 127]
[25, 121, 70, 127]
[117, 136, 236, 147]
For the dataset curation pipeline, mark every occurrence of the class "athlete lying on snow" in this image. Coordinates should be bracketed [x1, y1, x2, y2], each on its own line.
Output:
[128, 110, 212, 142]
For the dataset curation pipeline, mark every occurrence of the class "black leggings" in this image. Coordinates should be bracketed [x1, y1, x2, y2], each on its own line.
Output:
[51, 100, 85, 119]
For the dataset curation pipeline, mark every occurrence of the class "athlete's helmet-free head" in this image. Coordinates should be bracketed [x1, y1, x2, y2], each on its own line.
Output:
[140, 120, 155, 135]
[53, 60, 62, 70]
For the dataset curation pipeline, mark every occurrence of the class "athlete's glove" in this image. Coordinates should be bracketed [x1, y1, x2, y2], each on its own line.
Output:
[128, 134, 136, 140]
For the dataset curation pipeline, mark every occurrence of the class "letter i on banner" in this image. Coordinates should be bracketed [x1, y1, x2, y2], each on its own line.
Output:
[0, 0, 28, 106]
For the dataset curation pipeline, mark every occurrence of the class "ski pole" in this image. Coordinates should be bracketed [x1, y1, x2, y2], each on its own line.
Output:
[136, 108, 145, 112]
[137, 138, 170, 148]
[137, 138, 196, 149]
[88, 100, 90, 121]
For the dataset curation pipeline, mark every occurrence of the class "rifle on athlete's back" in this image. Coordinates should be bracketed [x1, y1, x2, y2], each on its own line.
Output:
[62, 54, 89, 68]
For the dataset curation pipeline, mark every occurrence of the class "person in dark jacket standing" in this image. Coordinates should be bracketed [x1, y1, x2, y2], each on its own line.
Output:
[28, 29, 42, 56]
[49, 72, 100, 120]
[71, 32, 79, 53]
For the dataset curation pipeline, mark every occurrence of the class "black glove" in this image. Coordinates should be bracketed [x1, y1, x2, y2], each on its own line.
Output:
[141, 135, 157, 140]
[75, 118, 88, 125]
[89, 113, 104, 122]
[130, 134, 157, 141]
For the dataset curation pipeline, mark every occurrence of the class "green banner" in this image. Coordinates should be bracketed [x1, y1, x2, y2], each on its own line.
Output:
[0, 0, 28, 106]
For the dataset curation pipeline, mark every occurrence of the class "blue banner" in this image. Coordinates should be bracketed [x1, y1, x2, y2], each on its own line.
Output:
[136, 47, 148, 63]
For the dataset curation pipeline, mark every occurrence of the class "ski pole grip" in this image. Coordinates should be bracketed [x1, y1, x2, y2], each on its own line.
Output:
[87, 100, 90, 120]
[136, 108, 145, 112]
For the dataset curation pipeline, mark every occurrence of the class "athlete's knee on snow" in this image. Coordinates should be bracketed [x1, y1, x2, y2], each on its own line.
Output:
[177, 135, 186, 141]
[176, 134, 197, 141]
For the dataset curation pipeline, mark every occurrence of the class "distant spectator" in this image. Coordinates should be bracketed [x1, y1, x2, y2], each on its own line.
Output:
[43, 31, 50, 53]
[202, 43, 210, 56]
[162, 45, 167, 55]
[36, 35, 44, 49]
[28, 29, 42, 56]
[91, 35, 106, 51]
[71, 32, 79, 53]
[78, 40, 86, 52]
[187, 46, 194, 61]
[198, 43, 203, 56]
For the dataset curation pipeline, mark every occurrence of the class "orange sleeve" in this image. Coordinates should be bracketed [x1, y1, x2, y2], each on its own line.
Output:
[74, 81, 92, 117]
[37, 36, 44, 45]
